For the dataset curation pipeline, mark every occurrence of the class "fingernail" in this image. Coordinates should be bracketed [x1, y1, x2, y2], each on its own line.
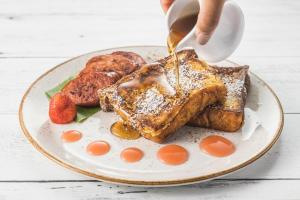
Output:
[195, 30, 210, 45]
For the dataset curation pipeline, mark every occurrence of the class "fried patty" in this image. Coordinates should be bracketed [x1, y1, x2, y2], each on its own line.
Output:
[62, 51, 146, 106]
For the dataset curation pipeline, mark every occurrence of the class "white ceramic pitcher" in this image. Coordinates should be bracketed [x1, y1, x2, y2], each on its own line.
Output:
[166, 0, 244, 63]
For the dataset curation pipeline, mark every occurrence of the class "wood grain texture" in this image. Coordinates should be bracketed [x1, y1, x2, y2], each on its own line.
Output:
[0, 0, 299, 199]
[1, 180, 300, 200]
[0, 0, 299, 57]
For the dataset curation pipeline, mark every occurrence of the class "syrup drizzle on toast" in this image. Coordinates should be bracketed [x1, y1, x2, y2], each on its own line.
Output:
[167, 14, 198, 91]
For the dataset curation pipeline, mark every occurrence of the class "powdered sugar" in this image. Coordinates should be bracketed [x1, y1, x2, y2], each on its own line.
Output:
[166, 63, 206, 93]
[221, 73, 246, 110]
[133, 62, 209, 115]
[222, 76, 244, 97]
[135, 88, 169, 115]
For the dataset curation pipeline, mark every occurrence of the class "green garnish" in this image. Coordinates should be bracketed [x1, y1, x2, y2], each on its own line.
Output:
[45, 77, 100, 122]
[76, 106, 100, 122]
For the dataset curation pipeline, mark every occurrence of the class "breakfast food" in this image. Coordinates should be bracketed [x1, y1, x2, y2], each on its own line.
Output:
[99, 51, 250, 133]
[62, 51, 146, 106]
[99, 49, 197, 112]
[189, 66, 249, 131]
[49, 93, 77, 124]
[47, 47, 250, 145]
[98, 49, 227, 143]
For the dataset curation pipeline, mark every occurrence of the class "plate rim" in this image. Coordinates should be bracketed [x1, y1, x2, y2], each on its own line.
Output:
[18, 45, 284, 186]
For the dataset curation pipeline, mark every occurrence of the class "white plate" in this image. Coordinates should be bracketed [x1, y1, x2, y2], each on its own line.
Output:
[19, 46, 284, 187]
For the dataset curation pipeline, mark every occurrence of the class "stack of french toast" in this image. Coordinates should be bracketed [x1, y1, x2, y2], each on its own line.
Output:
[63, 49, 249, 143]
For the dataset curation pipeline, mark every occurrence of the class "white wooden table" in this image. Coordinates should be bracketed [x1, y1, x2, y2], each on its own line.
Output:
[0, 0, 299, 199]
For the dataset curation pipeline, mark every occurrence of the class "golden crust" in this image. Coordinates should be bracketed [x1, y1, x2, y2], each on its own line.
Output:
[188, 66, 250, 132]
[99, 49, 227, 143]
[143, 84, 226, 142]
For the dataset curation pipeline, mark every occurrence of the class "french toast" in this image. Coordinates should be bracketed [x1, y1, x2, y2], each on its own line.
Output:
[62, 51, 146, 106]
[98, 49, 227, 143]
[99, 49, 197, 112]
[189, 65, 250, 132]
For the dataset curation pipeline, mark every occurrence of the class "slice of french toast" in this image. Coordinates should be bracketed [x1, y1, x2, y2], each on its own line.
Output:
[188, 65, 250, 132]
[98, 49, 227, 143]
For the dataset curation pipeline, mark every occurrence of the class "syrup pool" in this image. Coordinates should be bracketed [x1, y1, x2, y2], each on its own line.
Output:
[200, 135, 235, 157]
[86, 140, 110, 156]
[61, 130, 82, 143]
[110, 121, 141, 140]
[120, 147, 144, 163]
[157, 144, 188, 165]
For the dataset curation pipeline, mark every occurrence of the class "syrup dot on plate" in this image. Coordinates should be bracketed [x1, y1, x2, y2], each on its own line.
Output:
[120, 147, 144, 163]
[86, 141, 110, 156]
[200, 135, 235, 157]
[110, 121, 141, 140]
[61, 130, 82, 143]
[157, 144, 188, 165]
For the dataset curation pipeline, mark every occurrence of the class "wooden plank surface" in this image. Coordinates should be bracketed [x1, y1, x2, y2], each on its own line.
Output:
[0, 0, 299, 57]
[1, 180, 300, 200]
[0, 0, 299, 199]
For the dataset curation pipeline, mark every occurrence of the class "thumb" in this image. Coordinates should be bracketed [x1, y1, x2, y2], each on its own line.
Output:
[195, 0, 225, 45]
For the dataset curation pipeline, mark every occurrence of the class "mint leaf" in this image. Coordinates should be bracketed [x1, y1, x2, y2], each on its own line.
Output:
[45, 77, 100, 122]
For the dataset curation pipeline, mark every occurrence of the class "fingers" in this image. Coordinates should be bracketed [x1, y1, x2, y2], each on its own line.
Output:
[160, 0, 175, 13]
[196, 0, 225, 45]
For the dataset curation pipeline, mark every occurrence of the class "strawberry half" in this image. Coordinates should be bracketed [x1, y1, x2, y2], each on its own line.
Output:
[49, 93, 77, 124]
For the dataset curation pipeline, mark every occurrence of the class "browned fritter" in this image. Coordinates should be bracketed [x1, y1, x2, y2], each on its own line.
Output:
[62, 51, 146, 106]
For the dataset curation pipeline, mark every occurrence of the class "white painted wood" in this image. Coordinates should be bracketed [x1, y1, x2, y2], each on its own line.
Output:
[0, 0, 298, 16]
[0, 14, 299, 57]
[0, 0, 299, 57]
[1, 180, 300, 200]
[0, 0, 299, 198]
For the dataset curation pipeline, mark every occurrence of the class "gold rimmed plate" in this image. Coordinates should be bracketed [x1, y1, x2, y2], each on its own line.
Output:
[19, 46, 284, 187]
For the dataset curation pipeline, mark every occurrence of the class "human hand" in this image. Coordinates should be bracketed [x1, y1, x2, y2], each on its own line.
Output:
[160, 0, 225, 45]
